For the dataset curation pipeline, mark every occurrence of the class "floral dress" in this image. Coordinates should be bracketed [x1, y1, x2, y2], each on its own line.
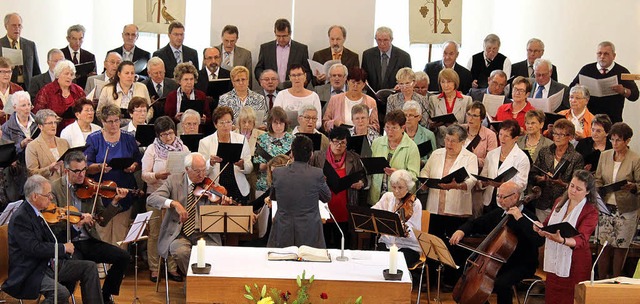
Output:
[252, 132, 294, 192]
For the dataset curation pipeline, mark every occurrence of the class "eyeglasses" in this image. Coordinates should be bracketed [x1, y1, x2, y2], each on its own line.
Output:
[36, 192, 54, 200]
[489, 81, 506, 88]
[512, 88, 527, 94]
[0, 70, 12, 75]
[526, 49, 543, 54]
[404, 113, 421, 119]
[233, 78, 248, 83]
[496, 192, 516, 200]
[261, 77, 278, 82]
[466, 112, 481, 118]
[133, 109, 148, 113]
[184, 122, 199, 127]
[159, 131, 175, 138]
[41, 121, 57, 126]
[384, 125, 402, 132]
[552, 132, 570, 137]
[217, 120, 233, 125]
[329, 74, 345, 78]
[104, 119, 121, 125]
[188, 168, 207, 174]
[397, 81, 414, 88]
[301, 116, 318, 121]
[68, 167, 87, 174]
[289, 73, 305, 79]
[330, 140, 347, 147]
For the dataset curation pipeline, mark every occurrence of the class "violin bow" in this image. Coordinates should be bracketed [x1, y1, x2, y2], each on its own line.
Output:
[65, 170, 71, 242]
[394, 178, 430, 214]
[90, 147, 110, 215]
[194, 162, 229, 203]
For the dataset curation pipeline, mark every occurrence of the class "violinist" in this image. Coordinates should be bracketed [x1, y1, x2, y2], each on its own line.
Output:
[371, 169, 422, 271]
[147, 152, 231, 276]
[450, 181, 544, 304]
[50, 151, 129, 304]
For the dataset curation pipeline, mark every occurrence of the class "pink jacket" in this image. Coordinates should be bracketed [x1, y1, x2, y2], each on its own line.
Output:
[322, 93, 379, 132]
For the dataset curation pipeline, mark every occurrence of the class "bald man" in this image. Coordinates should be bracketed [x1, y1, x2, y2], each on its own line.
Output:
[450, 181, 544, 304]
[107, 24, 151, 76]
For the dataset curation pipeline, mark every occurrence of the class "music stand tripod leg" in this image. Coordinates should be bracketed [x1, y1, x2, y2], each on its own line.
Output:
[131, 241, 142, 304]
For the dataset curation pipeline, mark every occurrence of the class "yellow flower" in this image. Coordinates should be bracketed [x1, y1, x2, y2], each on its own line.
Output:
[257, 297, 274, 304]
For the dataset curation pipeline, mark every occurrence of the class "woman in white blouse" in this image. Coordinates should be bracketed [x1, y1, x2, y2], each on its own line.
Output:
[60, 98, 101, 148]
[273, 64, 322, 129]
[198, 106, 253, 204]
[477, 119, 530, 215]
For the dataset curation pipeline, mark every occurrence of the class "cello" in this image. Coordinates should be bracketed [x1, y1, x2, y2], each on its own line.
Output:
[452, 186, 541, 304]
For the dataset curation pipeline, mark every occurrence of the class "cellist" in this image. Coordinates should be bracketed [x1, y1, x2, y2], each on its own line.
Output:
[449, 181, 544, 304]
[49, 150, 129, 304]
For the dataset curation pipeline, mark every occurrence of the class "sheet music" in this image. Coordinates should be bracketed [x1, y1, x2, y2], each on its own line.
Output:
[2, 47, 23, 65]
[307, 59, 341, 77]
[528, 88, 564, 112]
[166, 151, 189, 174]
[4, 94, 14, 115]
[271, 200, 330, 220]
[120, 210, 152, 244]
[579, 74, 618, 97]
[482, 93, 504, 118]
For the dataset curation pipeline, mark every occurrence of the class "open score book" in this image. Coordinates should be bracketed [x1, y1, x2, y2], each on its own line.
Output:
[267, 245, 331, 262]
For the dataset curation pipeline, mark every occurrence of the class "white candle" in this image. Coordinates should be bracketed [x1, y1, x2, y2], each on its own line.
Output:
[197, 238, 206, 268]
[389, 244, 398, 275]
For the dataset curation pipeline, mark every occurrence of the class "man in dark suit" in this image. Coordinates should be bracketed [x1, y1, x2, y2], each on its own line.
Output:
[314, 63, 347, 104]
[259, 69, 279, 110]
[511, 38, 558, 81]
[85, 52, 122, 95]
[108, 24, 150, 77]
[153, 21, 199, 80]
[361, 26, 412, 92]
[143, 57, 179, 122]
[61, 24, 96, 90]
[467, 34, 511, 89]
[312, 25, 360, 84]
[424, 40, 472, 94]
[255, 19, 312, 88]
[530, 59, 569, 112]
[217, 25, 252, 87]
[467, 69, 509, 104]
[569, 41, 639, 123]
[1, 175, 103, 304]
[195, 47, 232, 110]
[28, 48, 63, 100]
[0, 13, 40, 90]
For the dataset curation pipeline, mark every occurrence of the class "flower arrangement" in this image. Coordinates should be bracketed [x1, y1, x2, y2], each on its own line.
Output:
[244, 270, 363, 304]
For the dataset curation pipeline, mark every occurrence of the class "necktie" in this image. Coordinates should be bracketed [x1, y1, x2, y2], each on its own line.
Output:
[333, 89, 343, 95]
[534, 85, 544, 98]
[209, 73, 216, 81]
[182, 183, 197, 237]
[267, 94, 274, 109]
[72, 51, 79, 64]
[381, 53, 389, 81]
[156, 83, 163, 97]
[174, 50, 182, 63]
[223, 52, 231, 68]
[601, 68, 607, 75]
[11, 40, 23, 78]
[528, 65, 534, 78]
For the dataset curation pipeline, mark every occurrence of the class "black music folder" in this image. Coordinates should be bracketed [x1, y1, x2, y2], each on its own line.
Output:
[323, 161, 365, 193]
[541, 222, 579, 238]
[120, 108, 131, 119]
[179, 99, 205, 114]
[584, 150, 602, 172]
[133, 58, 148, 74]
[0, 141, 17, 167]
[61, 107, 75, 120]
[180, 134, 204, 152]
[134, 124, 155, 147]
[57, 145, 87, 162]
[534, 159, 567, 179]
[347, 135, 372, 157]
[360, 157, 390, 175]
[216, 142, 243, 163]
[472, 167, 518, 183]
[108, 157, 135, 170]
[544, 112, 565, 131]
[31, 127, 41, 140]
[430, 113, 457, 124]
[75, 61, 96, 77]
[599, 180, 628, 196]
[417, 140, 433, 157]
[419, 167, 469, 189]
[296, 133, 321, 151]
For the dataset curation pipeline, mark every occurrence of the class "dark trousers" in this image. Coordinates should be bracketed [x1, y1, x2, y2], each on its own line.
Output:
[73, 238, 130, 297]
[40, 259, 103, 304]
[493, 263, 534, 304]
[428, 214, 470, 286]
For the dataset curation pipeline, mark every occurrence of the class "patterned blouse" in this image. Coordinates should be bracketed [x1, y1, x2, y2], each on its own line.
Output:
[219, 89, 268, 123]
[252, 132, 294, 192]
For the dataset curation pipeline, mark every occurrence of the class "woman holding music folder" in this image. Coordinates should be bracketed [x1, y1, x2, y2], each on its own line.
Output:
[322, 67, 379, 133]
[253, 106, 294, 198]
[349, 103, 379, 145]
[219, 66, 268, 124]
[97, 61, 151, 124]
[533, 170, 598, 304]
[0, 56, 24, 125]
[427, 68, 472, 147]
[575, 113, 612, 172]
[199, 106, 253, 204]
[2, 91, 40, 155]
[34, 60, 86, 131]
[25, 109, 70, 180]
[530, 118, 584, 223]
[517, 109, 553, 163]
[402, 100, 436, 167]
[164, 62, 209, 125]
[477, 119, 530, 215]
[60, 98, 101, 148]
[235, 106, 265, 201]
[462, 101, 497, 172]
[141, 115, 187, 282]
[594, 122, 640, 279]
[555, 85, 595, 140]
[494, 76, 534, 129]
[309, 126, 367, 249]
[85, 103, 142, 247]
[122, 96, 149, 133]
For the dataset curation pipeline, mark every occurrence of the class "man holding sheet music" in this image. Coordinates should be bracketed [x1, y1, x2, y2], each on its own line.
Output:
[529, 58, 569, 112]
[50, 151, 130, 304]
[85, 52, 122, 96]
[569, 41, 639, 123]
[1, 13, 40, 90]
[450, 181, 544, 304]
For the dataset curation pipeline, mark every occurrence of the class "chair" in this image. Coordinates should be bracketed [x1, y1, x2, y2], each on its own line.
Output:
[408, 210, 430, 303]
[0, 224, 25, 304]
[521, 271, 546, 304]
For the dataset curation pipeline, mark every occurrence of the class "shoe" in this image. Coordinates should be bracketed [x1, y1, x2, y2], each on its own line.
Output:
[149, 272, 158, 283]
[167, 272, 183, 282]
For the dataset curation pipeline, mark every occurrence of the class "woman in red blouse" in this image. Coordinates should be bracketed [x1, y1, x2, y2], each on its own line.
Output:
[494, 76, 534, 129]
[34, 60, 85, 132]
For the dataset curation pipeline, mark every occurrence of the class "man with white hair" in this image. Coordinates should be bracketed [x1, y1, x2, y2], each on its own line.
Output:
[85, 52, 122, 95]
[530, 58, 569, 111]
[313, 63, 348, 103]
[511, 38, 558, 80]
[0, 13, 40, 89]
[361, 26, 412, 91]
[147, 152, 230, 276]
[107, 24, 151, 76]
[424, 40, 472, 94]
[467, 34, 511, 89]
[28, 48, 63, 99]
[312, 25, 360, 84]
[292, 104, 329, 151]
[142, 57, 179, 122]
[61, 24, 96, 89]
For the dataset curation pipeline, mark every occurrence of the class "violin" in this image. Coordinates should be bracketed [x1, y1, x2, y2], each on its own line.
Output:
[395, 193, 416, 238]
[41, 202, 83, 224]
[75, 177, 144, 200]
[193, 177, 239, 205]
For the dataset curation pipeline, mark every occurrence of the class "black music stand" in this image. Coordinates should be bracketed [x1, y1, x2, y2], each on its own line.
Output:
[348, 206, 406, 249]
[415, 230, 458, 304]
[199, 205, 253, 245]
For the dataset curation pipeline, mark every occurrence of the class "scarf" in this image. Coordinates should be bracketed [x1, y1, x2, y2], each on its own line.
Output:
[153, 137, 186, 160]
[543, 197, 587, 277]
[326, 146, 346, 170]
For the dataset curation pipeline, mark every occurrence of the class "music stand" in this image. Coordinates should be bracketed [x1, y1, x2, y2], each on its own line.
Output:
[0, 200, 22, 225]
[118, 211, 152, 304]
[415, 230, 458, 304]
[348, 206, 406, 249]
[199, 205, 253, 245]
